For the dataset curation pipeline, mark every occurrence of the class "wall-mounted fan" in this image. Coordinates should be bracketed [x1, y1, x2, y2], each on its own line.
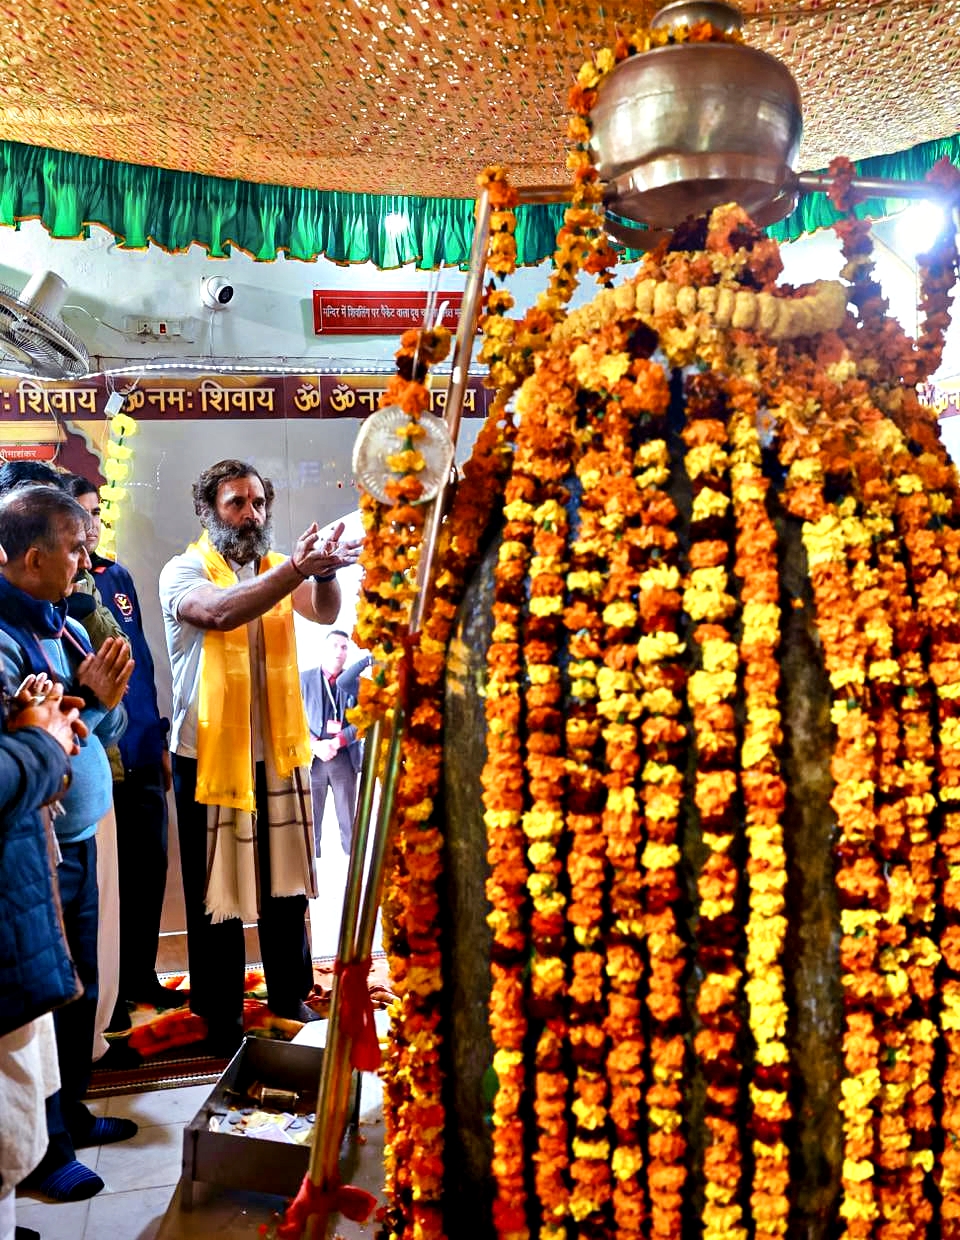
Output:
[0, 270, 89, 379]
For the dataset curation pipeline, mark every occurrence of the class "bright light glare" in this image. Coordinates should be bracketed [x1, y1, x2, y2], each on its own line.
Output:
[895, 201, 949, 261]
[384, 212, 407, 240]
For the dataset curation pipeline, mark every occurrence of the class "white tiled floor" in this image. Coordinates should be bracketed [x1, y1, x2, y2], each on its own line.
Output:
[17, 1074, 385, 1240]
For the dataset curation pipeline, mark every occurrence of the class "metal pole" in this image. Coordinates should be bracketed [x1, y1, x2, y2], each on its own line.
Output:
[300, 186, 496, 1239]
[352, 706, 406, 960]
[515, 185, 573, 205]
[797, 171, 960, 203]
[351, 184, 495, 977]
[301, 719, 384, 1239]
[413, 187, 493, 627]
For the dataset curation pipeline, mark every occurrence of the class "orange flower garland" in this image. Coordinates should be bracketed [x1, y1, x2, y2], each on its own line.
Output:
[354, 317, 520, 1240]
[635, 507, 689, 1239]
[560, 386, 613, 1237]
[682, 371, 747, 1240]
[349, 327, 448, 1234]
[473, 142, 642, 1240]
[626, 365, 689, 1240]
[593, 357, 673, 1239]
[484, 465, 535, 1240]
[852, 443, 937, 1239]
[726, 376, 792, 1240]
[565, 331, 668, 1235]
[821, 161, 960, 1238]
[521, 421, 575, 1237]
[838, 485, 915, 1240]
[352, 326, 449, 736]
[766, 324, 953, 1240]
[885, 410, 960, 1234]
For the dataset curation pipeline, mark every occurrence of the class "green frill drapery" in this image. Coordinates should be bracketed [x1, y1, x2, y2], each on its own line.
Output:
[0, 135, 958, 270]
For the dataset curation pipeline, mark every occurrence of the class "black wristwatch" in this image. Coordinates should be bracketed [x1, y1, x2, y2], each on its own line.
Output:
[312, 570, 337, 583]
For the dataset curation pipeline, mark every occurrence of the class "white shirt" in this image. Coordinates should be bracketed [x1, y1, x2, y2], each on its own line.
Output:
[158, 549, 267, 760]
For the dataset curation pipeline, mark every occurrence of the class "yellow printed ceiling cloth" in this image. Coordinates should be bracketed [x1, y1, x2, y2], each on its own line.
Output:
[0, 0, 957, 199]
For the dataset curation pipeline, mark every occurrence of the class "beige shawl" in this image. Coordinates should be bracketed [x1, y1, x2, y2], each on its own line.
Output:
[204, 744, 317, 925]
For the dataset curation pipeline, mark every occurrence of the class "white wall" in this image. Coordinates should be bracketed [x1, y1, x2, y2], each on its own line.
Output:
[0, 219, 568, 371]
[118, 415, 484, 696]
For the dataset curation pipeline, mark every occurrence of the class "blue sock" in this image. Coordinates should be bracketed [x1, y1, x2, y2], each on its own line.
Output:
[74, 1116, 138, 1148]
[33, 1159, 104, 1202]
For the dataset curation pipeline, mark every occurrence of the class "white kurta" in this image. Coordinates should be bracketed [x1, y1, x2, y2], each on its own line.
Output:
[0, 1014, 60, 1192]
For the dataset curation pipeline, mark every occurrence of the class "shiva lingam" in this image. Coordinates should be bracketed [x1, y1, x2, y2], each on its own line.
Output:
[301, 6, 960, 1236]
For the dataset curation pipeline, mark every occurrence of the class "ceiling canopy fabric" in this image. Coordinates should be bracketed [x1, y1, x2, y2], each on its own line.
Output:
[0, 0, 957, 200]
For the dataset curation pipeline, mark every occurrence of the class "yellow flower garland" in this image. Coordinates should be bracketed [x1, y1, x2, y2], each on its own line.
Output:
[727, 378, 792, 1240]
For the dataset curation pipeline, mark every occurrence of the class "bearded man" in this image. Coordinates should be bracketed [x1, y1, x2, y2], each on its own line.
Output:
[159, 459, 361, 1055]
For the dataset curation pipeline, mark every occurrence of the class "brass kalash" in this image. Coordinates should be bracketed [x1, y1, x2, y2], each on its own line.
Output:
[593, 0, 951, 246]
[298, 3, 960, 1236]
[591, 0, 803, 247]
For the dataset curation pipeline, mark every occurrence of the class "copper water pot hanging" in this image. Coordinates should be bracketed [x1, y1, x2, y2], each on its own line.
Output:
[589, 1, 803, 236]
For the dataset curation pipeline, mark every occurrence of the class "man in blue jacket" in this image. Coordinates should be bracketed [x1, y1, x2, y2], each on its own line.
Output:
[0, 629, 86, 1240]
[0, 485, 136, 1203]
[66, 475, 176, 1012]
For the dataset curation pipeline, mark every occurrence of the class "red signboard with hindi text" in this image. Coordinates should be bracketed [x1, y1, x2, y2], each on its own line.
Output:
[313, 291, 465, 335]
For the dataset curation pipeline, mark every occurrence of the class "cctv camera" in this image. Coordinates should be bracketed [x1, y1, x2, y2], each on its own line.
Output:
[200, 276, 235, 309]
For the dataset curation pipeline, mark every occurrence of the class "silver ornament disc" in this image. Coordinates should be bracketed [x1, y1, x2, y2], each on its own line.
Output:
[352, 404, 455, 504]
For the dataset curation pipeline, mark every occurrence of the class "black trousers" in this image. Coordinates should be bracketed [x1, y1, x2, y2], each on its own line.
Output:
[309, 750, 358, 855]
[114, 760, 168, 998]
[172, 755, 313, 1052]
[41, 837, 99, 1170]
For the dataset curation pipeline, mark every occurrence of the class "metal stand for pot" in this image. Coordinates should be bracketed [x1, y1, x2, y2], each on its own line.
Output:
[298, 167, 957, 1238]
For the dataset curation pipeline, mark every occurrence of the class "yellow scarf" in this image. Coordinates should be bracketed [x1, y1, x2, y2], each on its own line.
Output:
[190, 530, 311, 811]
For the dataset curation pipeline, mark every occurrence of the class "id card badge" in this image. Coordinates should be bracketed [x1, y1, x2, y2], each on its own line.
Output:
[326, 719, 343, 736]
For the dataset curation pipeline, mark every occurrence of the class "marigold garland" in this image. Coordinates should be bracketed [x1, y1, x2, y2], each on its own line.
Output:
[884, 410, 960, 1236]
[484, 465, 536, 1240]
[521, 413, 576, 1238]
[351, 317, 521, 1240]
[352, 326, 450, 737]
[757, 205, 960, 1235]
[627, 371, 689, 1240]
[682, 371, 747, 1240]
[727, 377, 792, 1240]
[849, 453, 936, 1240]
[594, 357, 673, 1239]
[559, 383, 613, 1238]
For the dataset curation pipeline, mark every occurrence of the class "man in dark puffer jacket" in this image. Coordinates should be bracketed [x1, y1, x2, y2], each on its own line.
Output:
[0, 680, 80, 1034]
[0, 641, 87, 1238]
